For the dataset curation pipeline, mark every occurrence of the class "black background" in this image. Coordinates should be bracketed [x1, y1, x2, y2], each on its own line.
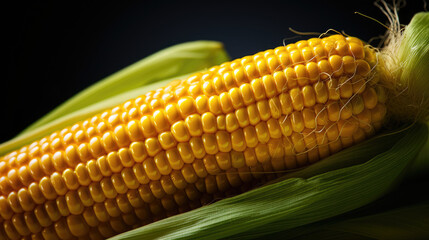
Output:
[2, 0, 425, 143]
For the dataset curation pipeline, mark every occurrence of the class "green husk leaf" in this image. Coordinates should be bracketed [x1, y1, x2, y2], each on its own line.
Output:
[397, 12, 429, 107]
[238, 161, 429, 240]
[0, 41, 229, 155]
[109, 123, 427, 240]
[409, 121, 429, 178]
[260, 202, 429, 240]
[20, 40, 229, 134]
[395, 12, 429, 179]
[322, 202, 429, 239]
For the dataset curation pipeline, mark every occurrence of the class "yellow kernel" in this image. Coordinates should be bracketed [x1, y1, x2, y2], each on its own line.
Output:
[314, 104, 329, 126]
[251, 78, 266, 101]
[62, 168, 80, 190]
[349, 42, 365, 59]
[279, 116, 293, 137]
[113, 125, 130, 147]
[267, 118, 282, 139]
[291, 132, 306, 154]
[290, 50, 303, 64]
[255, 121, 270, 144]
[208, 95, 222, 115]
[327, 78, 340, 100]
[145, 138, 162, 157]
[290, 88, 304, 111]
[243, 148, 258, 167]
[171, 121, 191, 143]
[129, 142, 147, 163]
[177, 142, 195, 163]
[178, 97, 196, 118]
[127, 120, 144, 142]
[363, 87, 378, 109]
[189, 137, 206, 159]
[216, 131, 232, 152]
[215, 152, 232, 170]
[329, 55, 343, 77]
[278, 52, 292, 68]
[285, 67, 298, 89]
[267, 55, 281, 73]
[339, 76, 353, 99]
[158, 132, 177, 150]
[143, 158, 161, 181]
[243, 126, 258, 148]
[306, 62, 319, 83]
[291, 111, 305, 133]
[338, 119, 359, 137]
[247, 104, 261, 125]
[318, 59, 333, 80]
[233, 68, 248, 85]
[230, 151, 245, 169]
[295, 65, 309, 86]
[256, 59, 270, 76]
[133, 163, 150, 185]
[301, 47, 315, 62]
[182, 164, 198, 184]
[269, 97, 282, 119]
[356, 60, 371, 76]
[203, 81, 216, 96]
[231, 129, 246, 152]
[201, 112, 217, 133]
[213, 76, 226, 94]
[195, 95, 209, 114]
[340, 101, 353, 120]
[235, 108, 250, 127]
[154, 152, 172, 175]
[223, 71, 236, 90]
[165, 103, 182, 124]
[302, 85, 316, 107]
[51, 172, 68, 195]
[153, 110, 170, 133]
[238, 84, 255, 108]
[255, 143, 270, 163]
[313, 45, 327, 61]
[202, 133, 218, 155]
[229, 87, 245, 109]
[185, 114, 203, 137]
[245, 63, 259, 80]
[219, 92, 234, 113]
[140, 116, 157, 138]
[262, 75, 277, 97]
[302, 108, 316, 129]
[257, 100, 271, 121]
[192, 159, 207, 178]
[279, 93, 293, 114]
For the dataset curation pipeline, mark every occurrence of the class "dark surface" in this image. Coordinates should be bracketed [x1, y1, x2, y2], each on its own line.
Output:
[2, 0, 425, 143]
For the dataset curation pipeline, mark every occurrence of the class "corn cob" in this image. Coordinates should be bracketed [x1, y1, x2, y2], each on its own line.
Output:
[0, 34, 387, 240]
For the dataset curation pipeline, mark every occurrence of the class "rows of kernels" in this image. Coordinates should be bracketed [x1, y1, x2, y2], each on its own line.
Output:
[0, 35, 387, 240]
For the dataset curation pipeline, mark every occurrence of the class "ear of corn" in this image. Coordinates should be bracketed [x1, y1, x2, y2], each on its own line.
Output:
[1, 10, 429, 239]
[0, 34, 390, 240]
